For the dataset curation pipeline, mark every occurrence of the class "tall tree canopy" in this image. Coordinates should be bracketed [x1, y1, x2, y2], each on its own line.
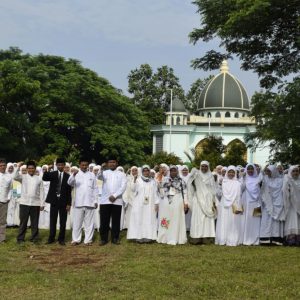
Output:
[128, 64, 185, 124]
[189, 0, 300, 163]
[0, 47, 150, 165]
[189, 0, 300, 88]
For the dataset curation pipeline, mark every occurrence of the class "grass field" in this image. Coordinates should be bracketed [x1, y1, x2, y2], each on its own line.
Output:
[0, 228, 299, 299]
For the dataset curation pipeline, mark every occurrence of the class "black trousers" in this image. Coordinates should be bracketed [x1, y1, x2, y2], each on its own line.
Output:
[48, 204, 68, 242]
[100, 204, 122, 242]
[17, 204, 40, 242]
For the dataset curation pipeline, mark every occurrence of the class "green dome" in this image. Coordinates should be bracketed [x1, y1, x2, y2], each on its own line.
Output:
[170, 97, 186, 112]
[198, 61, 250, 111]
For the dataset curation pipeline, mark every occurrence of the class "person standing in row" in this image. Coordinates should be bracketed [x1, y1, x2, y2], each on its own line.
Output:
[15, 161, 45, 244]
[0, 158, 14, 243]
[43, 158, 72, 246]
[98, 157, 127, 245]
[68, 158, 98, 246]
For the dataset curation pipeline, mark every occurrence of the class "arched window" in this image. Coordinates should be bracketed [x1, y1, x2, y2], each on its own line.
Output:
[176, 116, 181, 125]
[234, 112, 239, 118]
[225, 111, 231, 118]
[208, 112, 212, 118]
[215, 111, 221, 118]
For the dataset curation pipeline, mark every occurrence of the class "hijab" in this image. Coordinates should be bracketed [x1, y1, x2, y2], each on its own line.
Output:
[222, 166, 241, 207]
[245, 163, 261, 201]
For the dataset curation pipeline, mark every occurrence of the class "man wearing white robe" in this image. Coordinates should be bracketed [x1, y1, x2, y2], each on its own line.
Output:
[68, 159, 98, 245]
[187, 161, 217, 244]
[127, 165, 159, 242]
[98, 157, 127, 245]
[14, 161, 45, 243]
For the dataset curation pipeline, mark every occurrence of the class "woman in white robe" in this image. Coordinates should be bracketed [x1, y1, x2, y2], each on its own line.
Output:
[215, 166, 244, 246]
[187, 161, 217, 244]
[283, 165, 300, 246]
[180, 165, 192, 231]
[127, 165, 159, 243]
[241, 163, 262, 245]
[38, 165, 51, 229]
[6, 163, 16, 227]
[123, 166, 138, 230]
[260, 165, 284, 245]
[157, 165, 188, 245]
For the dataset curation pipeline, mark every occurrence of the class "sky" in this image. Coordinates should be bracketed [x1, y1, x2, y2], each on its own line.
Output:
[0, 0, 261, 98]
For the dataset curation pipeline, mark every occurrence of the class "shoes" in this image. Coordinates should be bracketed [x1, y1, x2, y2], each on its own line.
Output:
[85, 242, 93, 246]
[58, 241, 66, 246]
[99, 240, 108, 246]
[71, 241, 80, 246]
[111, 239, 120, 245]
[46, 240, 55, 245]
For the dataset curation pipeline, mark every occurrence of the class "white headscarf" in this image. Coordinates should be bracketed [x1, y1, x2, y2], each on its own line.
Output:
[117, 166, 124, 173]
[5, 162, 14, 174]
[222, 166, 241, 207]
[245, 163, 261, 201]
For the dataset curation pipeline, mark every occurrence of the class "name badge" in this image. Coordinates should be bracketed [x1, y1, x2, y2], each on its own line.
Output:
[169, 187, 176, 196]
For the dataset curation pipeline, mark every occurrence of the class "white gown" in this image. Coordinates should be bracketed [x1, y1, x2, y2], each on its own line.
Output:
[157, 177, 187, 245]
[241, 169, 262, 245]
[283, 169, 300, 237]
[260, 170, 284, 239]
[187, 169, 217, 239]
[215, 175, 243, 246]
[127, 178, 159, 240]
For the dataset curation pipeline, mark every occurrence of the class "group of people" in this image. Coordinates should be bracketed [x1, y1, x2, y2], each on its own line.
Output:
[0, 157, 299, 247]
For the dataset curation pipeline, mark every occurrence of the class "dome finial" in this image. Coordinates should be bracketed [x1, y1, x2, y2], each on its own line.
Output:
[220, 60, 229, 73]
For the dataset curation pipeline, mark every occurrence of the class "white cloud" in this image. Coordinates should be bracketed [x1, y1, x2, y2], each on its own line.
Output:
[0, 0, 200, 47]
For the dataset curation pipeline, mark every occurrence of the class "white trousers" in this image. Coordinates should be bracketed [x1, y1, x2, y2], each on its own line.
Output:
[72, 206, 95, 244]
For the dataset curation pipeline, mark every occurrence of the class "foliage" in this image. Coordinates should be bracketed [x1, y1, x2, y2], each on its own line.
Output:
[189, 0, 300, 89]
[144, 151, 182, 168]
[245, 78, 300, 164]
[0, 229, 300, 299]
[223, 141, 247, 167]
[128, 64, 185, 124]
[184, 76, 213, 113]
[0, 47, 150, 165]
[38, 154, 58, 167]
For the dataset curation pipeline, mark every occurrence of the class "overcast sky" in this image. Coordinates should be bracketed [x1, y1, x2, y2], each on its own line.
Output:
[0, 0, 261, 98]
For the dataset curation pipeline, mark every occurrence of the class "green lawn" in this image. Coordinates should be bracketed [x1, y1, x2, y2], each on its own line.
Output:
[0, 228, 299, 299]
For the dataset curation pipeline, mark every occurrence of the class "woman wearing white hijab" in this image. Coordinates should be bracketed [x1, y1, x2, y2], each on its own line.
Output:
[180, 165, 192, 231]
[187, 161, 217, 244]
[215, 166, 243, 246]
[5, 163, 16, 227]
[127, 165, 160, 243]
[157, 165, 188, 245]
[260, 165, 284, 245]
[283, 165, 300, 246]
[38, 165, 51, 229]
[241, 163, 262, 245]
[123, 166, 138, 230]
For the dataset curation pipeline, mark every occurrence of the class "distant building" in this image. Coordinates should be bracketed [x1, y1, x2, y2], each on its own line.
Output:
[151, 60, 269, 165]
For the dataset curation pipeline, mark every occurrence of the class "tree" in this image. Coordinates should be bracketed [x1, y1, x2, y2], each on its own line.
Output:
[245, 78, 300, 164]
[0, 47, 150, 165]
[144, 151, 182, 168]
[184, 76, 213, 113]
[189, 0, 300, 89]
[128, 64, 185, 125]
[189, 135, 225, 169]
[223, 141, 247, 167]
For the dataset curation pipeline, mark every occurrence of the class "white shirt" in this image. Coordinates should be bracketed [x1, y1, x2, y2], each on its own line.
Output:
[14, 173, 45, 207]
[98, 169, 127, 205]
[67, 170, 98, 208]
[0, 172, 13, 203]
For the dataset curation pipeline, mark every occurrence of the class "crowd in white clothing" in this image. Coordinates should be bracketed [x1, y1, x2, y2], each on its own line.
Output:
[0, 158, 299, 247]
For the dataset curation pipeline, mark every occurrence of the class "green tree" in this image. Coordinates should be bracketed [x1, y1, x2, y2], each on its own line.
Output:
[128, 64, 185, 125]
[188, 135, 225, 169]
[184, 76, 213, 113]
[245, 78, 300, 164]
[144, 151, 182, 168]
[0, 47, 150, 165]
[189, 0, 300, 89]
[223, 141, 247, 167]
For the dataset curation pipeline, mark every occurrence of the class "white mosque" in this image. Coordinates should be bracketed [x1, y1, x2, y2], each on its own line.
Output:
[151, 61, 270, 165]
